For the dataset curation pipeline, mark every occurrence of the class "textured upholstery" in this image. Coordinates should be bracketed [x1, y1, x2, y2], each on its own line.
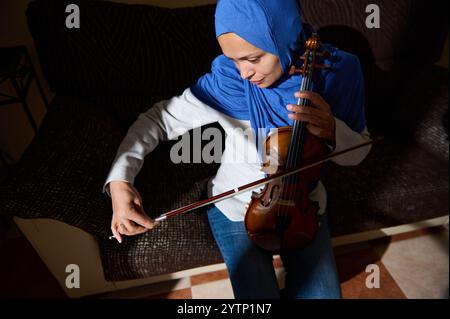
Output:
[0, 0, 448, 281]
[26, 0, 220, 128]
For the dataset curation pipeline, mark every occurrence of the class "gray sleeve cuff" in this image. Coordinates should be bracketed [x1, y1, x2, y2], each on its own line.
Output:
[331, 117, 371, 166]
[102, 165, 136, 197]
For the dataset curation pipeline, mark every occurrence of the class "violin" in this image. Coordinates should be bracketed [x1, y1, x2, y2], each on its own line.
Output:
[244, 33, 332, 252]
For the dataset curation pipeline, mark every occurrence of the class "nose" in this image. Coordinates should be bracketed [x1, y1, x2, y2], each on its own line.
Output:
[239, 63, 255, 80]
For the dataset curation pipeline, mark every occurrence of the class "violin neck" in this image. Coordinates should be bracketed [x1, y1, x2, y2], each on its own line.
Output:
[285, 70, 313, 172]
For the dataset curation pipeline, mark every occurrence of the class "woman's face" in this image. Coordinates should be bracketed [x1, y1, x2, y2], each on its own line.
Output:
[218, 33, 283, 88]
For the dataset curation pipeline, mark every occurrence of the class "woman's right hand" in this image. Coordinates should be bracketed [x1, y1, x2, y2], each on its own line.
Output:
[109, 181, 160, 243]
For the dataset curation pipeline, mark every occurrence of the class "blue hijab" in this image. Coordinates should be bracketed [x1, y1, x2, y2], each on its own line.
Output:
[191, 0, 366, 148]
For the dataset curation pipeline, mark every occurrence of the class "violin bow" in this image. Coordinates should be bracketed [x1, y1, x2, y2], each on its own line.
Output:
[152, 136, 384, 222]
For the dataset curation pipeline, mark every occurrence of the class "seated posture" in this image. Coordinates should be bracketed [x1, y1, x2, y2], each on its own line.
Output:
[104, 0, 371, 299]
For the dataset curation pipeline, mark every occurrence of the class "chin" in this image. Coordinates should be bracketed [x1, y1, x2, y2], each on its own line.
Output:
[257, 81, 270, 88]
[259, 81, 273, 89]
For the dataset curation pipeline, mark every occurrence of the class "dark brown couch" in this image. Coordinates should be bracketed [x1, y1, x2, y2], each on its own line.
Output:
[1, 0, 448, 290]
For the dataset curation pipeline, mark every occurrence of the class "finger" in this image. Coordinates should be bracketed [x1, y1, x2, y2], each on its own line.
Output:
[294, 91, 330, 112]
[287, 104, 328, 119]
[122, 219, 147, 235]
[288, 112, 326, 127]
[111, 224, 122, 243]
[117, 223, 135, 236]
[128, 207, 160, 229]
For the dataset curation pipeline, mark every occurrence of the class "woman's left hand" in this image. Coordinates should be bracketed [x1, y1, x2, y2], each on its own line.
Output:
[287, 91, 336, 142]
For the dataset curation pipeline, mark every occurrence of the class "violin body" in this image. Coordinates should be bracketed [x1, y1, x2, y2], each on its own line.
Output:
[244, 126, 329, 252]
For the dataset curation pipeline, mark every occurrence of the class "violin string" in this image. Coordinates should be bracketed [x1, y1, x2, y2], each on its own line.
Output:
[288, 65, 311, 205]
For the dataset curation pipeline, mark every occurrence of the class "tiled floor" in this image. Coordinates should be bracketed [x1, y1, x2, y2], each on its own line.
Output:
[0, 219, 448, 299]
[372, 228, 449, 299]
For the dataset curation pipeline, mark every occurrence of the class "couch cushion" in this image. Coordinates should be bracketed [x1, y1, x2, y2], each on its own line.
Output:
[0, 96, 123, 233]
[323, 67, 449, 236]
[324, 140, 449, 236]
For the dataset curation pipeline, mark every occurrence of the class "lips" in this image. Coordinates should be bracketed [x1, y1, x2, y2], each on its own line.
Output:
[251, 79, 264, 85]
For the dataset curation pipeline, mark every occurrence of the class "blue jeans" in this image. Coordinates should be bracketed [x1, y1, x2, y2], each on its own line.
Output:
[206, 204, 342, 299]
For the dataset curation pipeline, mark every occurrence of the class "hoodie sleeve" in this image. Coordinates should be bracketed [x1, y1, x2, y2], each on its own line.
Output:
[102, 88, 221, 196]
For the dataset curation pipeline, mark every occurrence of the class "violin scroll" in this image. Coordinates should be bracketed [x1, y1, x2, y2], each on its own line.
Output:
[288, 33, 331, 76]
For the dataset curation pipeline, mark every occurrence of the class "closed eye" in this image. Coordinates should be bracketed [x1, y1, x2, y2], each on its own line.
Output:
[224, 54, 262, 64]
[247, 58, 260, 64]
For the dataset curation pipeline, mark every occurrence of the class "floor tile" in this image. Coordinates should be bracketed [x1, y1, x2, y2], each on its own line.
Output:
[336, 248, 406, 299]
[191, 269, 229, 286]
[103, 277, 191, 299]
[2, 218, 447, 299]
[145, 287, 192, 299]
[191, 279, 235, 299]
[372, 228, 449, 299]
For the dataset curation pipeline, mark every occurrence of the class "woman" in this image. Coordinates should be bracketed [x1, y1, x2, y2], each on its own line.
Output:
[104, 0, 371, 299]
